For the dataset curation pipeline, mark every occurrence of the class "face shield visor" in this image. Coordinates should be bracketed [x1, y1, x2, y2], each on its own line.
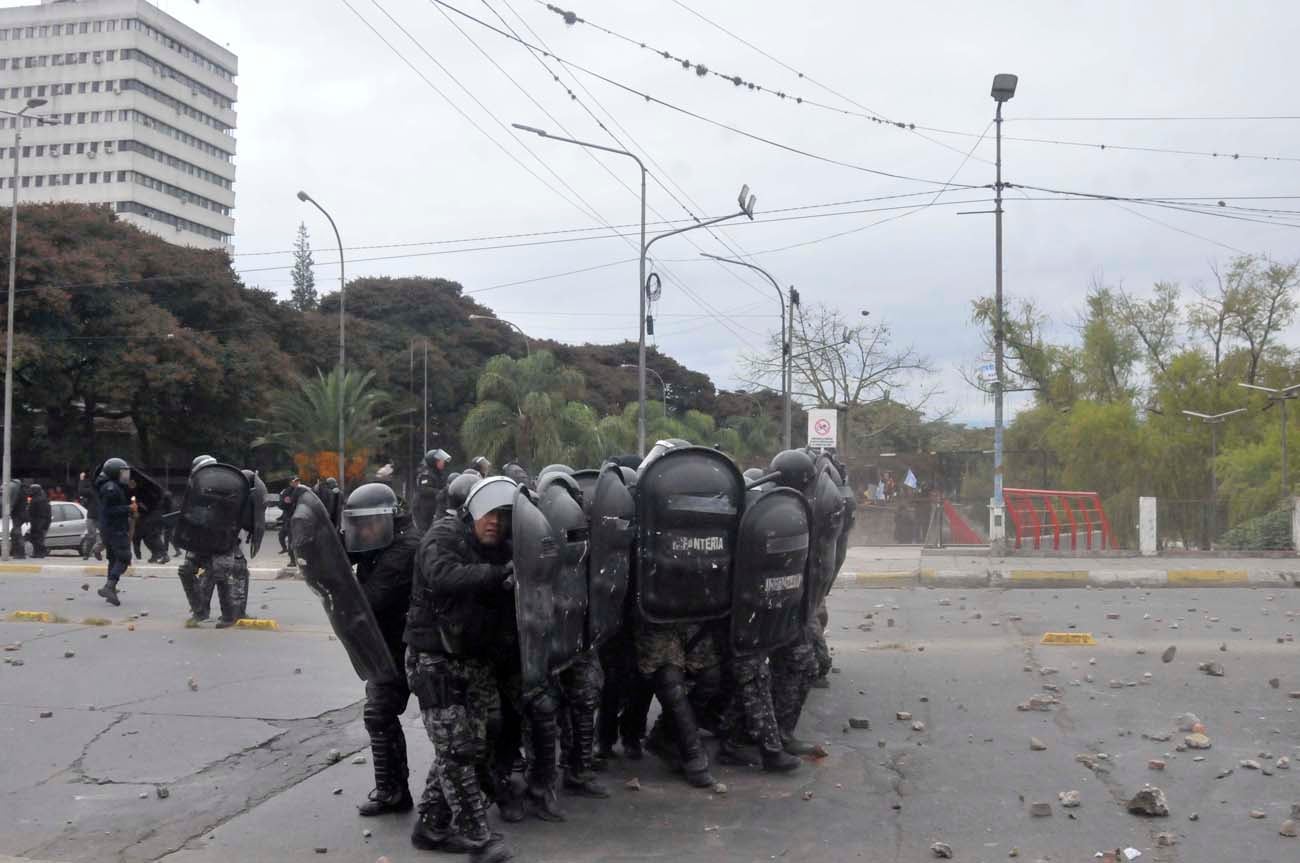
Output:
[465, 476, 518, 522]
[342, 504, 395, 553]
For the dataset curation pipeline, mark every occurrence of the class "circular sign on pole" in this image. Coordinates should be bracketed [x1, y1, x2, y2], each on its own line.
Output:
[814, 418, 831, 436]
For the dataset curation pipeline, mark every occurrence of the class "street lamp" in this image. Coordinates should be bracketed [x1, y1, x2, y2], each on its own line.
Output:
[1182, 407, 1247, 549]
[513, 121, 755, 455]
[3, 98, 50, 561]
[989, 72, 1018, 551]
[700, 253, 791, 449]
[468, 314, 530, 356]
[1238, 381, 1300, 499]
[620, 364, 667, 419]
[296, 190, 346, 498]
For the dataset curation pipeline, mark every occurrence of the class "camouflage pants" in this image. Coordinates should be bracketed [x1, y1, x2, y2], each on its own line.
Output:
[726, 653, 780, 748]
[812, 599, 833, 678]
[407, 651, 500, 839]
[769, 624, 819, 735]
[634, 619, 721, 677]
[180, 550, 248, 622]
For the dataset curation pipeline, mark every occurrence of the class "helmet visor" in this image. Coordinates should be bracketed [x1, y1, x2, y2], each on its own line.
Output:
[465, 477, 517, 521]
[342, 506, 394, 553]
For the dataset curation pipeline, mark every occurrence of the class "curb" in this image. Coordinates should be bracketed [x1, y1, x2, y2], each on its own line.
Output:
[0, 561, 285, 580]
[840, 567, 1300, 589]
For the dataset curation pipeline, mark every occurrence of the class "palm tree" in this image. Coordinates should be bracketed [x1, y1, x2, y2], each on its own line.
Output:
[251, 367, 394, 482]
[461, 351, 605, 468]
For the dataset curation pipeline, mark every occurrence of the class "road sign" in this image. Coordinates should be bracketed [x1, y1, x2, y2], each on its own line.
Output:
[807, 408, 838, 449]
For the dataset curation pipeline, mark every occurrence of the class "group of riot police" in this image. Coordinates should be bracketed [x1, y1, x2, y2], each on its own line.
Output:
[280, 439, 853, 863]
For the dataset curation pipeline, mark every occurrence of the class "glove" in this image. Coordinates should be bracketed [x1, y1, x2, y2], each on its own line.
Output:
[500, 561, 516, 590]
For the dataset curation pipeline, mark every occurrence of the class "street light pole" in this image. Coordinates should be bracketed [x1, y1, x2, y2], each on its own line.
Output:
[620, 364, 667, 419]
[700, 253, 790, 449]
[512, 123, 754, 456]
[989, 73, 1018, 551]
[1182, 408, 1247, 549]
[1238, 381, 1300, 500]
[3, 99, 50, 561]
[468, 314, 531, 356]
[296, 190, 346, 497]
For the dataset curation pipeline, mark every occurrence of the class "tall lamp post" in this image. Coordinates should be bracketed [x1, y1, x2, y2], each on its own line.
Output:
[1238, 381, 1300, 500]
[1182, 407, 1247, 549]
[620, 364, 667, 419]
[512, 122, 754, 455]
[700, 253, 791, 449]
[3, 98, 50, 561]
[988, 72, 1018, 550]
[296, 190, 346, 497]
[468, 314, 531, 356]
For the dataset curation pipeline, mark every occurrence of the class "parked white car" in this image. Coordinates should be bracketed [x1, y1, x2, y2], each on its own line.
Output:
[4, 501, 91, 555]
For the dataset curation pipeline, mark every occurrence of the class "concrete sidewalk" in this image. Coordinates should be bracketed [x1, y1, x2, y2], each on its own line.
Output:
[0, 557, 292, 581]
[840, 546, 1300, 588]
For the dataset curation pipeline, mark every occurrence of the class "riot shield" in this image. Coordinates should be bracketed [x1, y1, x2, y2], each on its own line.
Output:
[635, 446, 743, 624]
[731, 487, 811, 654]
[586, 464, 634, 649]
[241, 470, 268, 558]
[537, 481, 590, 672]
[291, 490, 399, 683]
[173, 463, 248, 555]
[808, 470, 845, 612]
[512, 486, 560, 693]
[834, 471, 855, 579]
[92, 460, 168, 522]
[571, 469, 600, 516]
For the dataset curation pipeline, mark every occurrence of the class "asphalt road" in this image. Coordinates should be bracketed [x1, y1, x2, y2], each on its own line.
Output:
[2, 571, 1298, 863]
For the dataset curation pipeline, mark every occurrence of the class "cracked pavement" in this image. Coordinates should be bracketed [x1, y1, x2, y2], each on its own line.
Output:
[3, 569, 1299, 862]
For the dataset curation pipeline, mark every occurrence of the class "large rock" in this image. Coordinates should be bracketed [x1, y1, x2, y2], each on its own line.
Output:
[1126, 785, 1170, 817]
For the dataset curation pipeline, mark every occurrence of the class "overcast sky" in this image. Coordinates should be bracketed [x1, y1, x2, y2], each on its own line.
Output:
[9, 0, 1300, 423]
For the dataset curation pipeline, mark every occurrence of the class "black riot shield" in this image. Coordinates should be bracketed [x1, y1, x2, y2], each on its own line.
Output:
[291, 490, 399, 684]
[635, 446, 743, 624]
[173, 463, 248, 555]
[537, 481, 590, 672]
[93, 460, 168, 523]
[512, 486, 560, 693]
[808, 469, 845, 612]
[242, 470, 268, 557]
[571, 469, 599, 516]
[731, 487, 811, 654]
[586, 464, 634, 649]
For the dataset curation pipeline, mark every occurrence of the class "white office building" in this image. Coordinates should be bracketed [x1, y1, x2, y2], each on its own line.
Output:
[1, 0, 236, 249]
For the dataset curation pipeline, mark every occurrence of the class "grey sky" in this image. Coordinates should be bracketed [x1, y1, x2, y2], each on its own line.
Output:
[9, 0, 1300, 423]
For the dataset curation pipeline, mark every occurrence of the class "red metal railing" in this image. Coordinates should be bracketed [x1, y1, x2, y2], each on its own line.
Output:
[1003, 488, 1115, 551]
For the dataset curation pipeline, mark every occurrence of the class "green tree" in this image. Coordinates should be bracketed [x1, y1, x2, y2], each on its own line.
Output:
[289, 222, 318, 312]
[252, 367, 394, 483]
[460, 351, 603, 468]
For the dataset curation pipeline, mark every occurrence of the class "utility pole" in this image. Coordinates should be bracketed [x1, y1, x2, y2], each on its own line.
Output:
[1238, 382, 1300, 501]
[988, 73, 1019, 551]
[1182, 408, 1247, 549]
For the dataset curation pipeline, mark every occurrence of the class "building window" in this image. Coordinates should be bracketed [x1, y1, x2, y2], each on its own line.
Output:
[77, 112, 86, 124]
[106, 50, 115, 61]
[34, 175, 43, 187]
[75, 173, 84, 184]
[78, 83, 87, 94]
[103, 171, 112, 183]
[89, 173, 97, 184]
[76, 143, 85, 154]
[79, 23, 89, 34]
[92, 82, 101, 93]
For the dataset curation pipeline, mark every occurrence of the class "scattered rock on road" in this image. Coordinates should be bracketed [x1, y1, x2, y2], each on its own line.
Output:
[38, 710, 53, 719]
[1029, 801, 1052, 817]
[186, 676, 198, 691]
[849, 717, 871, 729]
[911, 721, 926, 732]
[624, 778, 641, 791]
[326, 749, 342, 764]
[1058, 790, 1081, 808]
[1198, 661, 1225, 677]
[1148, 759, 1166, 771]
[1184, 733, 1212, 750]
[1277, 756, 1291, 770]
[352, 755, 367, 765]
[1175, 713, 1201, 732]
[1241, 759, 1261, 770]
[930, 841, 953, 858]
[1280, 819, 1298, 838]
[63, 649, 75, 659]
[1126, 785, 1170, 817]
[1030, 737, 1047, 751]
[896, 711, 912, 721]
[1249, 809, 1267, 819]
[1161, 646, 1176, 663]
[1269, 677, 1280, 689]
[1155, 832, 1176, 847]
[156, 786, 170, 799]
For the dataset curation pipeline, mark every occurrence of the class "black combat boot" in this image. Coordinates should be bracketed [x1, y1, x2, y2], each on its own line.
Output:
[653, 665, 715, 788]
[780, 729, 820, 757]
[97, 583, 120, 606]
[524, 704, 566, 822]
[213, 579, 240, 628]
[562, 705, 610, 798]
[358, 728, 413, 816]
[448, 763, 513, 860]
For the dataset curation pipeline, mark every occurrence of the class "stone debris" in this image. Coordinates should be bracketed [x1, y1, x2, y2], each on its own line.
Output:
[1143, 731, 1172, 742]
[802, 790, 814, 801]
[1126, 785, 1170, 817]
[896, 711, 912, 721]
[63, 649, 75, 659]
[930, 841, 953, 859]
[156, 786, 170, 799]
[624, 778, 641, 790]
[1280, 819, 1298, 838]
[1277, 756, 1291, 770]
[1018, 694, 1059, 712]
[38, 710, 53, 719]
[186, 676, 198, 692]
[351, 755, 367, 765]
[1215, 767, 1234, 780]
[362, 829, 372, 839]
[1292, 803, 1300, 819]
[138, 791, 148, 799]
[1148, 759, 1166, 770]
[332, 787, 342, 795]
[911, 721, 926, 733]
[1106, 612, 1121, 620]
[1030, 737, 1047, 751]
[1198, 661, 1225, 677]
[326, 749, 342, 764]
[1108, 680, 1124, 689]
[712, 782, 727, 795]
[1241, 759, 1261, 770]
[1269, 677, 1280, 689]
[1289, 691, 1300, 699]
[1040, 667, 1059, 676]
[1184, 733, 1212, 750]
[1058, 790, 1081, 808]
[1029, 801, 1052, 817]
[1161, 646, 1176, 663]
[1249, 809, 1266, 819]
[1155, 832, 1176, 847]
[849, 717, 871, 729]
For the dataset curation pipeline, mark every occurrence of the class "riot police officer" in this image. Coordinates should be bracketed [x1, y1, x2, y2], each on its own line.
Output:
[469, 456, 494, 477]
[342, 483, 421, 817]
[278, 477, 305, 566]
[173, 458, 258, 627]
[412, 449, 451, 533]
[404, 476, 517, 862]
[26, 484, 51, 558]
[96, 458, 134, 606]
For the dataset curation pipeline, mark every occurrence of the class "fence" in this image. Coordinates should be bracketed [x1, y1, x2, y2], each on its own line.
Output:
[1003, 488, 1116, 551]
[1156, 499, 1293, 551]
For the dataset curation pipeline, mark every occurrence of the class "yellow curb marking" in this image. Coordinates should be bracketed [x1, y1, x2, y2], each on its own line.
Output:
[0, 563, 43, 573]
[1167, 569, 1248, 585]
[1010, 570, 1089, 582]
[235, 618, 279, 631]
[1041, 632, 1097, 645]
[9, 611, 55, 623]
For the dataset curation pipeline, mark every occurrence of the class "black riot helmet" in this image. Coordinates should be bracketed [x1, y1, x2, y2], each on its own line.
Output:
[342, 483, 399, 553]
[464, 476, 517, 521]
[538, 464, 574, 480]
[502, 462, 531, 487]
[637, 438, 690, 475]
[191, 454, 216, 473]
[101, 457, 130, 484]
[446, 473, 478, 514]
[461, 468, 482, 480]
[537, 470, 581, 505]
[619, 466, 638, 489]
[424, 448, 451, 470]
[769, 449, 816, 492]
[742, 467, 765, 483]
[470, 456, 493, 476]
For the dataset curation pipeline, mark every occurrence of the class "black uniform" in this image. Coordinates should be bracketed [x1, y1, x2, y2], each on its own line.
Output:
[405, 514, 516, 855]
[27, 487, 52, 558]
[278, 483, 305, 565]
[411, 467, 448, 533]
[77, 475, 100, 559]
[97, 474, 132, 589]
[8, 483, 28, 559]
[353, 515, 420, 814]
